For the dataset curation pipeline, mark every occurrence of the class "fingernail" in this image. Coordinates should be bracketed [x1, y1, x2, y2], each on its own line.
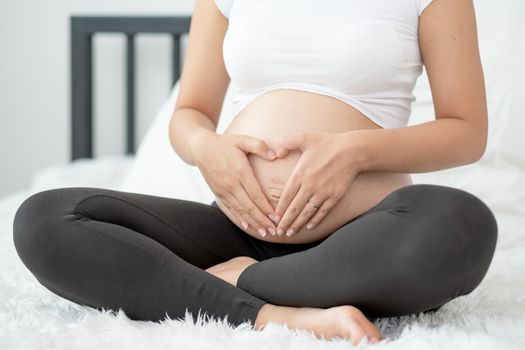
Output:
[268, 227, 275, 235]
[277, 228, 284, 236]
[266, 150, 276, 159]
[258, 228, 267, 237]
[306, 223, 313, 230]
[286, 228, 294, 237]
[273, 215, 280, 223]
[268, 214, 275, 222]
[241, 221, 248, 230]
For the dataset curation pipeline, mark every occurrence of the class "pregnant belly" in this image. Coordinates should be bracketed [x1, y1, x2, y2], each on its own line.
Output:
[215, 89, 412, 244]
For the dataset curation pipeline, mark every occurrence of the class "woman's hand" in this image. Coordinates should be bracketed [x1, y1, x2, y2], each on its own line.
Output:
[192, 130, 278, 237]
[273, 132, 363, 237]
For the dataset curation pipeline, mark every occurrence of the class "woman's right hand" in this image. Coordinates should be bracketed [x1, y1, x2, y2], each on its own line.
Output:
[192, 130, 278, 237]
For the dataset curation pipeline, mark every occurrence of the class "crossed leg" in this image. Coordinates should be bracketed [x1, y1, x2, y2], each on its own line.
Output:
[12, 184, 497, 344]
[234, 184, 498, 318]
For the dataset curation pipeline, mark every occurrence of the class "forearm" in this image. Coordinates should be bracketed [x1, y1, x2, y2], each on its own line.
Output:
[350, 118, 487, 174]
[168, 107, 217, 166]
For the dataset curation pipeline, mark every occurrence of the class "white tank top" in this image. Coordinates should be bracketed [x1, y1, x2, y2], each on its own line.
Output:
[214, 0, 434, 128]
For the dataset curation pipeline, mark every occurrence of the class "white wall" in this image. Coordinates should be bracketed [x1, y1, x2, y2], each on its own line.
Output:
[0, 0, 195, 197]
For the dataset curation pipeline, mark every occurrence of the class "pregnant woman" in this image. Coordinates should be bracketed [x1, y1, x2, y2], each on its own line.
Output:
[13, 0, 497, 345]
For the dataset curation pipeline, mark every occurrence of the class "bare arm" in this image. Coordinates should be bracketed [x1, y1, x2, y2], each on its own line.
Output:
[167, 0, 278, 234]
[350, 0, 488, 174]
[168, 0, 230, 166]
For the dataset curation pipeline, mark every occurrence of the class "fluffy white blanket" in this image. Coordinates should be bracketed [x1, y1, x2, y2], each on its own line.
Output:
[1, 158, 524, 349]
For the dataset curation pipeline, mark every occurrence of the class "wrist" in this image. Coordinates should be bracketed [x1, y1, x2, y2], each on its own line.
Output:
[189, 128, 216, 167]
[339, 130, 369, 174]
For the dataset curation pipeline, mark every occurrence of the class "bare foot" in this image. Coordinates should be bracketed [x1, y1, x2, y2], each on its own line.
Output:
[256, 304, 384, 345]
[205, 256, 258, 286]
[206, 256, 384, 344]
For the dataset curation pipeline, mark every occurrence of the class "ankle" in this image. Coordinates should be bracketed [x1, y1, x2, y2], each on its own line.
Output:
[254, 303, 293, 330]
[254, 304, 273, 330]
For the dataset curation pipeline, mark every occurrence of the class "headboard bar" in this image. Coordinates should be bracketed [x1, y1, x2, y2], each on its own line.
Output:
[70, 16, 191, 160]
[126, 33, 135, 155]
[172, 35, 181, 88]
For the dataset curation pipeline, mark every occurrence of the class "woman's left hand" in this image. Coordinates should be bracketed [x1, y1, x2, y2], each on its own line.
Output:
[273, 131, 363, 237]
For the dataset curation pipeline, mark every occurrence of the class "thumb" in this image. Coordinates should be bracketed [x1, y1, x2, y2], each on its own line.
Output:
[276, 133, 306, 158]
[237, 135, 277, 160]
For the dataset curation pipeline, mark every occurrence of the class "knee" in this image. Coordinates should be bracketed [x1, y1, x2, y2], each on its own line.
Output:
[433, 184, 498, 255]
[400, 184, 498, 246]
[409, 184, 498, 292]
[444, 186, 498, 292]
[12, 188, 79, 277]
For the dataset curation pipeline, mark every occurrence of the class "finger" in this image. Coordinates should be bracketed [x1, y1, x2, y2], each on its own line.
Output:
[288, 195, 322, 234]
[273, 167, 303, 221]
[275, 132, 307, 158]
[220, 192, 258, 233]
[235, 185, 276, 237]
[236, 135, 277, 160]
[305, 196, 338, 230]
[276, 185, 312, 237]
[240, 167, 277, 221]
[275, 183, 301, 236]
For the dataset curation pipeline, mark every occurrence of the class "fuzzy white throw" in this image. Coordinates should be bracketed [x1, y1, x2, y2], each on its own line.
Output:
[1, 161, 524, 349]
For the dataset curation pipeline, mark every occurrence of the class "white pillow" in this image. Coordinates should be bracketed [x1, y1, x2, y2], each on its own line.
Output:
[120, 0, 525, 248]
[119, 81, 237, 205]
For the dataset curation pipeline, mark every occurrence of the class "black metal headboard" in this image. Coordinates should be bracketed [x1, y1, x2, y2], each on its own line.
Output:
[70, 16, 191, 160]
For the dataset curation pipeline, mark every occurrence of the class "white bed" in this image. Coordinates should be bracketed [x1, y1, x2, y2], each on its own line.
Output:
[2, 1, 525, 348]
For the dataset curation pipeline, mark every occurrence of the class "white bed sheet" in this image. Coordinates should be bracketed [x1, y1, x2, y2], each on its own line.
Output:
[1, 157, 525, 349]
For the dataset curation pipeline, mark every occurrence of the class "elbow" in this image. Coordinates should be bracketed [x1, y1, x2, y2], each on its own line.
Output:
[168, 108, 181, 152]
[468, 141, 486, 164]
[465, 125, 488, 165]
[475, 132, 488, 161]
[450, 115, 488, 166]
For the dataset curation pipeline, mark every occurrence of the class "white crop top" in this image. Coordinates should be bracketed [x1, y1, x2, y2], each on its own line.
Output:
[213, 0, 435, 128]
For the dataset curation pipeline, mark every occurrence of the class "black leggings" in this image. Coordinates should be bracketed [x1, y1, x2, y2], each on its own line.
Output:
[12, 183, 497, 328]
